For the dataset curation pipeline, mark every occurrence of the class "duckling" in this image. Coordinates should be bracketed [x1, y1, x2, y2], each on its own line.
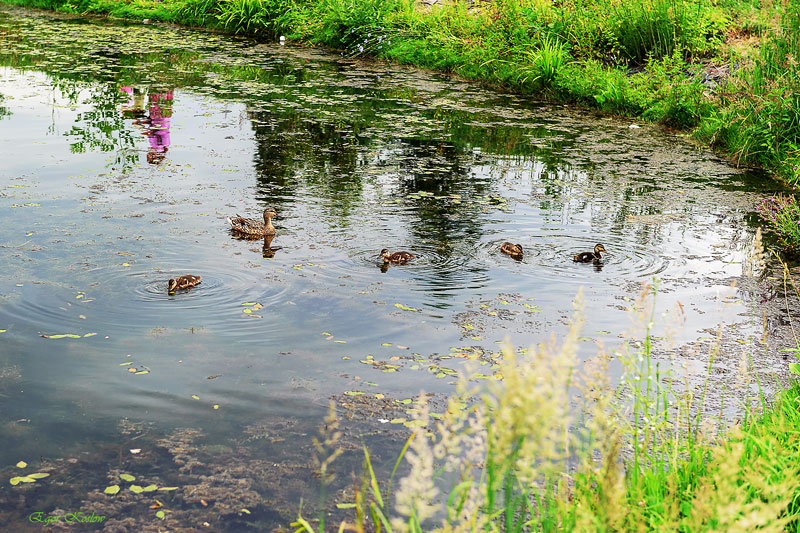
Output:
[227, 207, 277, 236]
[380, 248, 415, 264]
[500, 242, 523, 260]
[573, 243, 607, 263]
[168, 275, 202, 293]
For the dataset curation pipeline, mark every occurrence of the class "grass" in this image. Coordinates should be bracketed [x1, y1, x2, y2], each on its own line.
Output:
[294, 276, 800, 531]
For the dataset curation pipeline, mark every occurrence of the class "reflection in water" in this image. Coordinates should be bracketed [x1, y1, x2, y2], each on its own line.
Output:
[122, 86, 173, 164]
[0, 6, 791, 531]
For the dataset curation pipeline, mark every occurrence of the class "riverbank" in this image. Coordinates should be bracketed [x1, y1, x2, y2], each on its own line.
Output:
[3, 0, 799, 246]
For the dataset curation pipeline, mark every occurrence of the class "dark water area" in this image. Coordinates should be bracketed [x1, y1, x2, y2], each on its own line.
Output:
[0, 6, 790, 531]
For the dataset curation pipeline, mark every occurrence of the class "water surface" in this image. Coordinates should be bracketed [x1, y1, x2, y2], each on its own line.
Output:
[0, 6, 787, 530]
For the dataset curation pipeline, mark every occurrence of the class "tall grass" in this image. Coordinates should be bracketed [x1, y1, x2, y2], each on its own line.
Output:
[295, 267, 800, 531]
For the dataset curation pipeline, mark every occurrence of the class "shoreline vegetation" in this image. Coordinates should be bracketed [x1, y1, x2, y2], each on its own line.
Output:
[3, 1, 800, 529]
[1, 0, 799, 247]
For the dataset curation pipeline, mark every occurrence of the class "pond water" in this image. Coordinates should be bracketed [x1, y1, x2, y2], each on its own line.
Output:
[0, 6, 790, 531]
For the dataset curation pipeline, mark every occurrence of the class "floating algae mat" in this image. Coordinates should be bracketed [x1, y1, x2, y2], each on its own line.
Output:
[0, 5, 791, 530]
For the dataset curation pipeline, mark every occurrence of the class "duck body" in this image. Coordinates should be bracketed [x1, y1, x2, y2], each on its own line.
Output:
[227, 207, 277, 236]
[573, 243, 607, 263]
[168, 274, 202, 293]
[380, 249, 415, 264]
[500, 242, 523, 259]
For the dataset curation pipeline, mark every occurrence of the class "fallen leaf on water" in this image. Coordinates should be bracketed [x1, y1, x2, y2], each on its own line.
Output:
[397, 345, 409, 350]
[83, 332, 97, 337]
[381, 343, 393, 346]
[135, 370, 149, 375]
[120, 362, 132, 366]
[213, 404, 219, 410]
[42, 334, 81, 339]
[333, 340, 347, 343]
[130, 485, 144, 494]
[390, 418, 406, 424]
[461, 324, 475, 330]
[28, 473, 49, 479]
[158, 487, 178, 491]
[120, 474, 135, 482]
[375, 393, 385, 399]
[241, 302, 257, 306]
[191, 395, 200, 400]
[156, 511, 165, 519]
[321, 332, 332, 336]
[336, 504, 357, 509]
[16, 461, 27, 468]
[242, 309, 252, 314]
[240, 508, 251, 514]
[143, 484, 158, 492]
[344, 391, 365, 396]
[104, 485, 120, 495]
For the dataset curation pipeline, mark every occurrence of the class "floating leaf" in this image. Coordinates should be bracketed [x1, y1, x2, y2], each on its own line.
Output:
[15, 461, 27, 468]
[336, 504, 357, 509]
[470, 336, 482, 341]
[120, 362, 132, 366]
[9, 477, 22, 485]
[213, 404, 219, 410]
[240, 508, 251, 514]
[158, 487, 178, 491]
[43, 334, 81, 339]
[104, 485, 120, 495]
[461, 324, 474, 330]
[83, 332, 97, 337]
[191, 395, 200, 400]
[375, 393, 385, 399]
[321, 332, 332, 336]
[0, 329, 6, 333]
[242, 308, 252, 314]
[390, 418, 406, 424]
[404, 420, 426, 428]
[381, 343, 393, 346]
[120, 474, 135, 482]
[241, 302, 257, 306]
[28, 473, 49, 479]
[344, 391, 365, 396]
[394, 303, 418, 311]
[397, 345, 409, 350]
[333, 340, 347, 344]
[130, 485, 144, 493]
[143, 484, 158, 492]
[156, 511, 165, 519]
[135, 370, 150, 375]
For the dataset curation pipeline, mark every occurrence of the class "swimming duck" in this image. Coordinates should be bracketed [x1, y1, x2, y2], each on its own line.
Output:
[380, 249, 415, 264]
[573, 244, 607, 263]
[500, 242, 523, 259]
[227, 207, 277, 236]
[168, 275, 202, 293]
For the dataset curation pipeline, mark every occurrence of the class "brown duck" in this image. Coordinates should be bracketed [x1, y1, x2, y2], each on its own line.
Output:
[573, 244, 607, 263]
[168, 275, 202, 293]
[380, 249, 415, 264]
[227, 207, 277, 236]
[500, 242, 523, 260]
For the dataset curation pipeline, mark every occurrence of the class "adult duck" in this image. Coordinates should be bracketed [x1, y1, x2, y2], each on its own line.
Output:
[500, 242, 523, 260]
[168, 275, 202, 293]
[227, 207, 277, 236]
[573, 244, 607, 263]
